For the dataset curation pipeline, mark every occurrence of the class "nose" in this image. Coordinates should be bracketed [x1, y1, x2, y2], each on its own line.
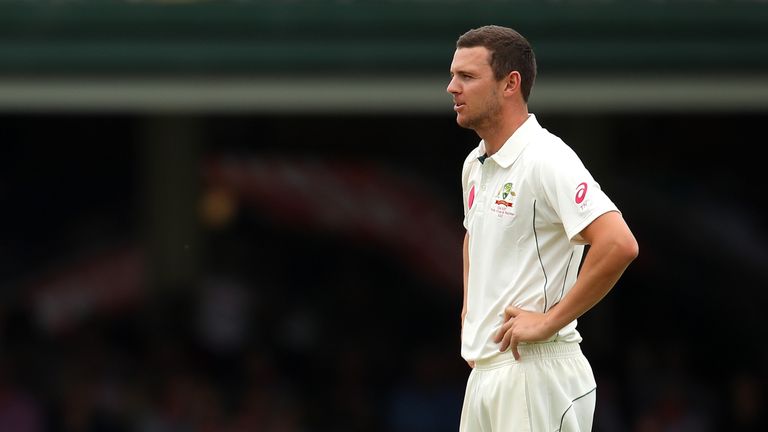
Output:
[447, 77, 459, 95]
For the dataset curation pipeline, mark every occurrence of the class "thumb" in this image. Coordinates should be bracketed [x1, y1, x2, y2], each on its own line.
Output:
[504, 305, 522, 321]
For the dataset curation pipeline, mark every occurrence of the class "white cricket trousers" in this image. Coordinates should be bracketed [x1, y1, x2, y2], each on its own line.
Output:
[459, 342, 596, 432]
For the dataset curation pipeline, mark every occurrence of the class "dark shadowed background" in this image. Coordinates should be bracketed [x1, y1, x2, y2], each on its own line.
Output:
[1, 1, 767, 431]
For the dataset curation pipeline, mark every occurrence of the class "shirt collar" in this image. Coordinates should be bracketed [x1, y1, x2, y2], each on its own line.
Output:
[478, 114, 540, 168]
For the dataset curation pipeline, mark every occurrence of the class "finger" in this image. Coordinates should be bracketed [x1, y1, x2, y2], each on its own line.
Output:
[496, 328, 505, 351]
[498, 329, 511, 352]
[511, 337, 520, 360]
[494, 321, 510, 343]
[494, 315, 516, 342]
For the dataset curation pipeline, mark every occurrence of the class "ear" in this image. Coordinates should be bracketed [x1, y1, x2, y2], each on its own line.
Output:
[503, 71, 521, 96]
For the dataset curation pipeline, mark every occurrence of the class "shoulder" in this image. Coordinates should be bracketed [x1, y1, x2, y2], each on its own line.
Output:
[521, 128, 595, 195]
[524, 128, 580, 167]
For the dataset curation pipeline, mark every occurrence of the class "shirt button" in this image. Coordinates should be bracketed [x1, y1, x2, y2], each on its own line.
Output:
[481, 185, 487, 191]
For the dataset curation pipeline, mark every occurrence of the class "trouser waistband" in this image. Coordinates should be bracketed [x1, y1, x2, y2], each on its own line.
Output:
[474, 342, 583, 370]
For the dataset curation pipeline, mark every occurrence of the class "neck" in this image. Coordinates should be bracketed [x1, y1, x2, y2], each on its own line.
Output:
[479, 109, 529, 156]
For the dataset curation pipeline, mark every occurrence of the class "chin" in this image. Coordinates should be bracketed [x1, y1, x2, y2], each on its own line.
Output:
[456, 115, 472, 129]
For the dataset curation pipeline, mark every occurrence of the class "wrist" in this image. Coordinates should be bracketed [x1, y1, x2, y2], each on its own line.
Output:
[543, 308, 566, 336]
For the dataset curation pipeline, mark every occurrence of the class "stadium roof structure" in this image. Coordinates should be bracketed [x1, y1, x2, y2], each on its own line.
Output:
[2, 0, 768, 112]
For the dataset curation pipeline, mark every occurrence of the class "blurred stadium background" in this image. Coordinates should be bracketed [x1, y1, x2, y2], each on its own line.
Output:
[1, 0, 767, 431]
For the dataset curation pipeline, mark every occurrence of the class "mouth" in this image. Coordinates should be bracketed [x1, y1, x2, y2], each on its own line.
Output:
[454, 102, 466, 112]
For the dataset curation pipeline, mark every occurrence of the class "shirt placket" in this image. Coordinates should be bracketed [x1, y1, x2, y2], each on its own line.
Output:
[474, 161, 494, 220]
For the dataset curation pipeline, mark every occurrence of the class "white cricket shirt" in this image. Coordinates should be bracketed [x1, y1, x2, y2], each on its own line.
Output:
[461, 114, 619, 361]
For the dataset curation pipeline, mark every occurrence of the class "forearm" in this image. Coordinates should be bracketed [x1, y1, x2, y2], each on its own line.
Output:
[544, 251, 630, 332]
[545, 215, 638, 333]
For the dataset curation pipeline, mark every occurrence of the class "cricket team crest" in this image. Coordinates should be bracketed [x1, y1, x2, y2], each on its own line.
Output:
[491, 182, 517, 218]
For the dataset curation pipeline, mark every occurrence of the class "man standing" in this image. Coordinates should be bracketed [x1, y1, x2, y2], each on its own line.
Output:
[448, 25, 638, 431]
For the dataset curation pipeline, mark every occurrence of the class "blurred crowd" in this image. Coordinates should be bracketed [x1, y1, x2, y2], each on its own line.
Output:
[1, 113, 766, 431]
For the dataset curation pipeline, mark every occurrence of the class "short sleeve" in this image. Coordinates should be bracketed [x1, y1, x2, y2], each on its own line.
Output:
[536, 143, 618, 244]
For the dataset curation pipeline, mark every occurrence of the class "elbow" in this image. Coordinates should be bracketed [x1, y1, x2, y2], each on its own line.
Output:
[619, 234, 639, 264]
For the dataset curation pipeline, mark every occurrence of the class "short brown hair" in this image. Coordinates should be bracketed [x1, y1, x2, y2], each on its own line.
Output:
[456, 25, 537, 102]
